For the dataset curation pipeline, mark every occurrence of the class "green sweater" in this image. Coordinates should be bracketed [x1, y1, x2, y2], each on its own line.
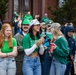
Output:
[23, 14, 33, 21]
[22, 34, 40, 53]
[1, 38, 17, 53]
[41, 17, 49, 24]
[52, 36, 69, 64]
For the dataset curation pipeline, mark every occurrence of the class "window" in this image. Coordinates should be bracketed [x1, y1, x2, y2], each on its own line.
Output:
[24, 0, 29, 12]
[59, 0, 65, 7]
[14, 0, 18, 12]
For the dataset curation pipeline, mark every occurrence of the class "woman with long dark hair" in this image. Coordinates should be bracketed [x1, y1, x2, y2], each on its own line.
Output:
[22, 19, 44, 75]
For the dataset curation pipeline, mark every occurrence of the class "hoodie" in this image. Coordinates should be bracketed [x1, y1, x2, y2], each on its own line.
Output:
[64, 25, 75, 61]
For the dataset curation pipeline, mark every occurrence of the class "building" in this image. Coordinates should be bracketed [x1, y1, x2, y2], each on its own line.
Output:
[3, 0, 64, 25]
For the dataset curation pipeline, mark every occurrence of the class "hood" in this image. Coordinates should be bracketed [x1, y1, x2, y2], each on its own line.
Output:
[65, 25, 74, 38]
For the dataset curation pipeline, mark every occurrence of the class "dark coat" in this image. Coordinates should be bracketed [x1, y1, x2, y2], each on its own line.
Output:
[64, 25, 75, 61]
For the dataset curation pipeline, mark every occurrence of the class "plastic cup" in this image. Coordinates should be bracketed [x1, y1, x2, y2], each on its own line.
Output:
[50, 43, 55, 53]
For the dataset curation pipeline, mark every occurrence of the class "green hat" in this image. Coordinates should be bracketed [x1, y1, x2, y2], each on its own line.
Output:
[22, 19, 30, 25]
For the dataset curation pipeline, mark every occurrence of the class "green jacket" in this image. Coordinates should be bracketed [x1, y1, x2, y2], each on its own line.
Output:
[23, 14, 33, 21]
[41, 17, 49, 24]
[52, 36, 69, 64]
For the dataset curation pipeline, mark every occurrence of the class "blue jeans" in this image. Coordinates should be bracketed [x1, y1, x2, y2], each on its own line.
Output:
[22, 55, 41, 75]
[41, 51, 52, 75]
[49, 58, 66, 75]
[0, 57, 16, 75]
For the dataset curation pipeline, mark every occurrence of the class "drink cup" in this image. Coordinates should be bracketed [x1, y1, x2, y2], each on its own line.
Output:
[50, 43, 55, 53]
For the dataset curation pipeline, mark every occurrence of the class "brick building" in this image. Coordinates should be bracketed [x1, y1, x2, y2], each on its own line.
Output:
[3, 0, 64, 25]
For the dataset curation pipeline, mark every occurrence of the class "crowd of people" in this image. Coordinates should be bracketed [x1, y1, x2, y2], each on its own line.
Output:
[0, 11, 76, 75]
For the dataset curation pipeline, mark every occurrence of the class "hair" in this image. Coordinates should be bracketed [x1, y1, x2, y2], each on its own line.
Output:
[50, 23, 65, 39]
[28, 25, 40, 40]
[0, 23, 12, 48]
[51, 28, 64, 38]
[50, 23, 61, 29]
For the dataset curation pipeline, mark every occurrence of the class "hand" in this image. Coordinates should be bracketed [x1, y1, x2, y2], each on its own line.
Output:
[50, 43, 56, 50]
[52, 44, 56, 50]
[7, 50, 18, 57]
[36, 37, 44, 46]
[40, 37, 44, 43]
[52, 45, 56, 50]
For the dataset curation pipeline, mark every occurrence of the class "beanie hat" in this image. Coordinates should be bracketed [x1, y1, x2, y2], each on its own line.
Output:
[22, 19, 30, 25]
[29, 19, 40, 27]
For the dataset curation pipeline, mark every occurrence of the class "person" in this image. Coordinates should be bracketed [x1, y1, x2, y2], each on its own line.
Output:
[40, 22, 52, 75]
[13, 13, 20, 35]
[49, 23, 69, 75]
[64, 25, 75, 75]
[34, 15, 41, 22]
[13, 12, 19, 25]
[39, 22, 47, 63]
[73, 30, 76, 42]
[0, 23, 17, 75]
[40, 22, 46, 36]
[41, 13, 49, 24]
[23, 11, 33, 22]
[14, 19, 30, 75]
[61, 23, 74, 35]
[61, 23, 68, 34]
[14, 16, 21, 34]
[22, 19, 45, 75]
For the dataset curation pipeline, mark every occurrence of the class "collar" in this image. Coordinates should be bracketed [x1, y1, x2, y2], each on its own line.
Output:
[57, 36, 63, 39]
[22, 31, 27, 36]
[19, 31, 27, 36]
